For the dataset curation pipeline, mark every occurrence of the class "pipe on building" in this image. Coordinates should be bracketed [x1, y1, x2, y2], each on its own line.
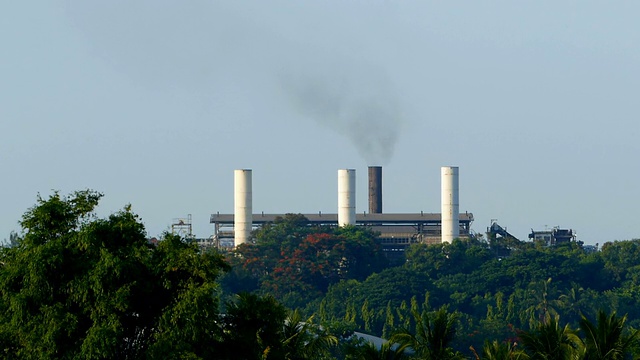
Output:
[441, 166, 459, 243]
[338, 169, 356, 226]
[368, 166, 382, 214]
[234, 169, 252, 246]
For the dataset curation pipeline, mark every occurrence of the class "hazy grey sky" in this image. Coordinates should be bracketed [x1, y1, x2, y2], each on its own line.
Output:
[2, 1, 639, 245]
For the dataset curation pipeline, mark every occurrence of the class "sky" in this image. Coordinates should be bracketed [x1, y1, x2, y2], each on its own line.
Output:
[2, 1, 639, 246]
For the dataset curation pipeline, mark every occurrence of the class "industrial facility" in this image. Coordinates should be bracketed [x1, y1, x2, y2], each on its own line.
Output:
[210, 166, 474, 259]
[528, 227, 576, 246]
[485, 220, 583, 257]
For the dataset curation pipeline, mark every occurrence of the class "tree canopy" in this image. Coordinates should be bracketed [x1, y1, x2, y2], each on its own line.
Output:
[0, 190, 229, 359]
[5, 191, 640, 359]
[223, 214, 388, 309]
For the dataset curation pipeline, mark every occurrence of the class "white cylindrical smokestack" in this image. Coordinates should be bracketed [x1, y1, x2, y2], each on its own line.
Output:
[234, 169, 252, 246]
[441, 166, 459, 243]
[338, 169, 356, 226]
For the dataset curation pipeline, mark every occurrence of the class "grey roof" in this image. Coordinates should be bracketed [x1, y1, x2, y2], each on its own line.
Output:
[210, 212, 474, 225]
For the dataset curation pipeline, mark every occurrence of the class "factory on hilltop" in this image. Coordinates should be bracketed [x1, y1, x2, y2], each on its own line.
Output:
[210, 166, 473, 259]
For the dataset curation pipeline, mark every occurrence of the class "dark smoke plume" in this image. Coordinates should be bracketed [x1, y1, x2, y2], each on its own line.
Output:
[282, 65, 402, 165]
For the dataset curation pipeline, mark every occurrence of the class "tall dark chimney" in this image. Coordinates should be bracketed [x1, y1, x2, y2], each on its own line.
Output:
[368, 166, 382, 214]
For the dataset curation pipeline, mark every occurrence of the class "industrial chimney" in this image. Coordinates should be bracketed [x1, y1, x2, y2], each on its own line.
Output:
[441, 166, 459, 243]
[338, 169, 356, 226]
[368, 166, 382, 214]
[234, 169, 252, 246]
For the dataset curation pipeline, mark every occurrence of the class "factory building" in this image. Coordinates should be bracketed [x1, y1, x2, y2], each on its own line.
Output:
[528, 227, 576, 246]
[210, 166, 473, 259]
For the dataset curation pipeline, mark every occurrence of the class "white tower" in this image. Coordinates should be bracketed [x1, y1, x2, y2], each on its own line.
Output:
[234, 169, 252, 246]
[338, 169, 356, 226]
[441, 166, 459, 243]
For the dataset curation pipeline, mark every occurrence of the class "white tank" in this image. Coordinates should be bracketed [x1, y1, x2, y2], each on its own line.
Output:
[234, 169, 252, 246]
[338, 169, 356, 226]
[441, 166, 459, 243]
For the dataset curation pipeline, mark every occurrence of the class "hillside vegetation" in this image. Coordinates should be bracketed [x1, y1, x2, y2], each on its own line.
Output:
[224, 214, 640, 355]
[3, 195, 640, 359]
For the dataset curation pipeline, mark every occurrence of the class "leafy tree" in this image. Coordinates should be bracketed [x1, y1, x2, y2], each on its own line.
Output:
[0, 190, 229, 359]
[319, 268, 441, 336]
[220, 293, 338, 360]
[221, 292, 288, 359]
[227, 216, 387, 309]
[332, 226, 389, 280]
[600, 240, 640, 284]
[405, 239, 492, 280]
[576, 252, 610, 293]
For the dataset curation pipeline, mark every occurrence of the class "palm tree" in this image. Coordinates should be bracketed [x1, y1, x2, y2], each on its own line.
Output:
[555, 283, 585, 325]
[281, 309, 338, 360]
[578, 310, 640, 360]
[518, 315, 582, 360]
[390, 306, 464, 360]
[523, 278, 559, 328]
[345, 340, 408, 360]
[476, 340, 529, 360]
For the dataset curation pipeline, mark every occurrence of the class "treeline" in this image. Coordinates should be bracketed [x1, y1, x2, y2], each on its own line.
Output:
[3, 193, 640, 359]
[224, 214, 640, 354]
[0, 192, 342, 359]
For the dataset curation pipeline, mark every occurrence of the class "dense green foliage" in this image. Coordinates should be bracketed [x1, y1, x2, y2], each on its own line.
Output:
[578, 310, 640, 360]
[218, 215, 640, 357]
[220, 292, 337, 360]
[0, 191, 230, 359]
[0, 193, 338, 359]
[309, 238, 640, 354]
[518, 315, 582, 359]
[390, 306, 465, 359]
[222, 214, 388, 310]
[4, 193, 640, 359]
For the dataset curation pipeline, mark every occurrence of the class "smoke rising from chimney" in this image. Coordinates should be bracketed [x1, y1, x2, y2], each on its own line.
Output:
[65, 2, 404, 165]
[282, 64, 402, 165]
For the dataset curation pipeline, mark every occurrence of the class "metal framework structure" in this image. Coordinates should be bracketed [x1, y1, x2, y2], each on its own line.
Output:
[210, 212, 474, 260]
[171, 214, 193, 240]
